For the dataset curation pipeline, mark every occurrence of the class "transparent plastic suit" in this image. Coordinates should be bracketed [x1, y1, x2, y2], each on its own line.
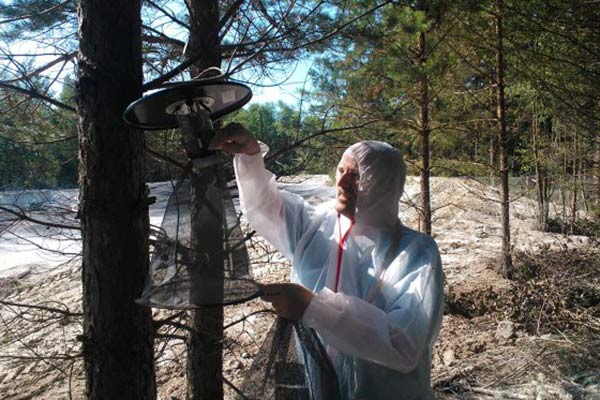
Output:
[234, 141, 443, 400]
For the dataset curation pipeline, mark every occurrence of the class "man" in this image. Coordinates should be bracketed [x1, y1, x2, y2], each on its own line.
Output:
[210, 123, 443, 400]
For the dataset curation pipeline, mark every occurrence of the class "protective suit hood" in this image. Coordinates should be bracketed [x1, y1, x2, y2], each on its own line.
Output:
[345, 141, 406, 230]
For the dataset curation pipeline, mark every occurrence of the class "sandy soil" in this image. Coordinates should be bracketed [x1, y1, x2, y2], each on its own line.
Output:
[0, 176, 599, 399]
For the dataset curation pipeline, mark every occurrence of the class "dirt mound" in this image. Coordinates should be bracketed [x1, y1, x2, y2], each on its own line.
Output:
[445, 248, 600, 336]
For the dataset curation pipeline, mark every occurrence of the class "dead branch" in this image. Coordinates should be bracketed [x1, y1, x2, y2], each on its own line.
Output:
[0, 299, 81, 317]
[0, 205, 80, 230]
[223, 309, 274, 330]
[0, 81, 76, 113]
[2, 51, 77, 84]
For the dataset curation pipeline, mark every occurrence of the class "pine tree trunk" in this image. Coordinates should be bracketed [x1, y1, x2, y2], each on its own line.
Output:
[77, 0, 156, 398]
[571, 131, 578, 227]
[532, 116, 547, 231]
[594, 122, 600, 212]
[185, 1, 224, 399]
[542, 117, 552, 228]
[562, 130, 568, 223]
[417, 29, 432, 236]
[596, 100, 600, 212]
[495, 0, 513, 279]
[187, 168, 225, 400]
[488, 80, 496, 186]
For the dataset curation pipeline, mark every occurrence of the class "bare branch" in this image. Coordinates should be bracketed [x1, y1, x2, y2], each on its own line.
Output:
[142, 24, 185, 49]
[0, 299, 81, 317]
[143, 0, 393, 89]
[266, 120, 382, 161]
[145, 145, 189, 171]
[145, 0, 189, 30]
[0, 205, 80, 230]
[2, 51, 77, 84]
[0, 81, 76, 113]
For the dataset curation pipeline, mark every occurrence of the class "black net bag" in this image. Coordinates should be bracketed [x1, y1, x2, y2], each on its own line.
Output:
[137, 173, 260, 309]
[238, 318, 341, 400]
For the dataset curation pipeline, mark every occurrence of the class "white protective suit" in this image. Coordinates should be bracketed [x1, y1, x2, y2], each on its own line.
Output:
[234, 140, 444, 400]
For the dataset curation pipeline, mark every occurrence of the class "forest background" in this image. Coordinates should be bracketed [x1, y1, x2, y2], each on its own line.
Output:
[1, 0, 599, 399]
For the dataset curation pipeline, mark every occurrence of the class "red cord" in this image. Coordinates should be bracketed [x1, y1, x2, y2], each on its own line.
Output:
[334, 214, 354, 293]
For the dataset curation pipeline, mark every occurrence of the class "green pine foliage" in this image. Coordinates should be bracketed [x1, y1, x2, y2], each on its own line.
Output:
[1, 0, 599, 221]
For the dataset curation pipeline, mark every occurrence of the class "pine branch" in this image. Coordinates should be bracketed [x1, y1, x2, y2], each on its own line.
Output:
[0, 0, 72, 25]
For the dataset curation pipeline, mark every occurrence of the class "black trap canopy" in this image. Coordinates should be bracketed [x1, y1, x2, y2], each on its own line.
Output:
[123, 80, 260, 309]
[123, 81, 252, 130]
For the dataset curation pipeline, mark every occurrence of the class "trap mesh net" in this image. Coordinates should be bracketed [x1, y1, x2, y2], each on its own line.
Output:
[238, 318, 341, 400]
[137, 172, 260, 308]
[137, 160, 341, 399]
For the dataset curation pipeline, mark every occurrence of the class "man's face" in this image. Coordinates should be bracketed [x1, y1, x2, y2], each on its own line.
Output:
[334, 151, 360, 218]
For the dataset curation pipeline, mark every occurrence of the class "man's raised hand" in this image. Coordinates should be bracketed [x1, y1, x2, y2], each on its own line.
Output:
[209, 122, 261, 155]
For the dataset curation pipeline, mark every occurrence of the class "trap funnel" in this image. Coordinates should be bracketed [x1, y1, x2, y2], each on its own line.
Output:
[123, 80, 252, 130]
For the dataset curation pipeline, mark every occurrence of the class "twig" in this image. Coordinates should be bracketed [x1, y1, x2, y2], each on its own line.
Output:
[0, 205, 80, 231]
[0, 299, 81, 317]
[223, 309, 274, 330]
[470, 387, 529, 399]
[0, 81, 76, 113]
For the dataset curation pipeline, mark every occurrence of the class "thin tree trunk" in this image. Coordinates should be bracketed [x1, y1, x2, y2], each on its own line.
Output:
[532, 116, 546, 230]
[185, 1, 224, 399]
[571, 131, 578, 227]
[542, 116, 552, 228]
[597, 147, 600, 209]
[562, 129, 568, 223]
[495, 0, 513, 278]
[489, 80, 496, 186]
[417, 28, 432, 236]
[596, 100, 600, 211]
[187, 168, 225, 400]
[580, 151, 588, 213]
[77, 0, 156, 398]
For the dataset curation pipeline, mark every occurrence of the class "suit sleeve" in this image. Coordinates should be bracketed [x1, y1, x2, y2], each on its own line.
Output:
[234, 147, 312, 260]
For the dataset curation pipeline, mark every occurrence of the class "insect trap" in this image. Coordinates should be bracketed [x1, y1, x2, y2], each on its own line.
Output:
[123, 80, 261, 309]
[124, 80, 341, 400]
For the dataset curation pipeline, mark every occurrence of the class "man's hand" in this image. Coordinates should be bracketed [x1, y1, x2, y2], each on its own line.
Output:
[259, 283, 315, 321]
[209, 122, 260, 155]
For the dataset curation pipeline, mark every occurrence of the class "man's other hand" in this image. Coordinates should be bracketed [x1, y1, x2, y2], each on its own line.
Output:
[259, 283, 315, 321]
[209, 122, 260, 155]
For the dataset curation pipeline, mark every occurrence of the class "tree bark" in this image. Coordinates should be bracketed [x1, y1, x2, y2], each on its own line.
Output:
[495, 0, 513, 279]
[571, 130, 579, 227]
[489, 118, 495, 185]
[597, 145, 600, 211]
[187, 168, 225, 400]
[533, 116, 546, 231]
[77, 0, 156, 398]
[596, 100, 600, 212]
[417, 29, 432, 236]
[414, 0, 432, 236]
[184, 1, 225, 399]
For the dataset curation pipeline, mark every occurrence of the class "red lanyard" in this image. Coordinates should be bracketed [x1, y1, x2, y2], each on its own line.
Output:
[334, 214, 355, 293]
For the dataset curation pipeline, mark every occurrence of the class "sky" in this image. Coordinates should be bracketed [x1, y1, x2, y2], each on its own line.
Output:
[4, 38, 314, 107]
[248, 59, 314, 105]
[2, 0, 319, 107]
